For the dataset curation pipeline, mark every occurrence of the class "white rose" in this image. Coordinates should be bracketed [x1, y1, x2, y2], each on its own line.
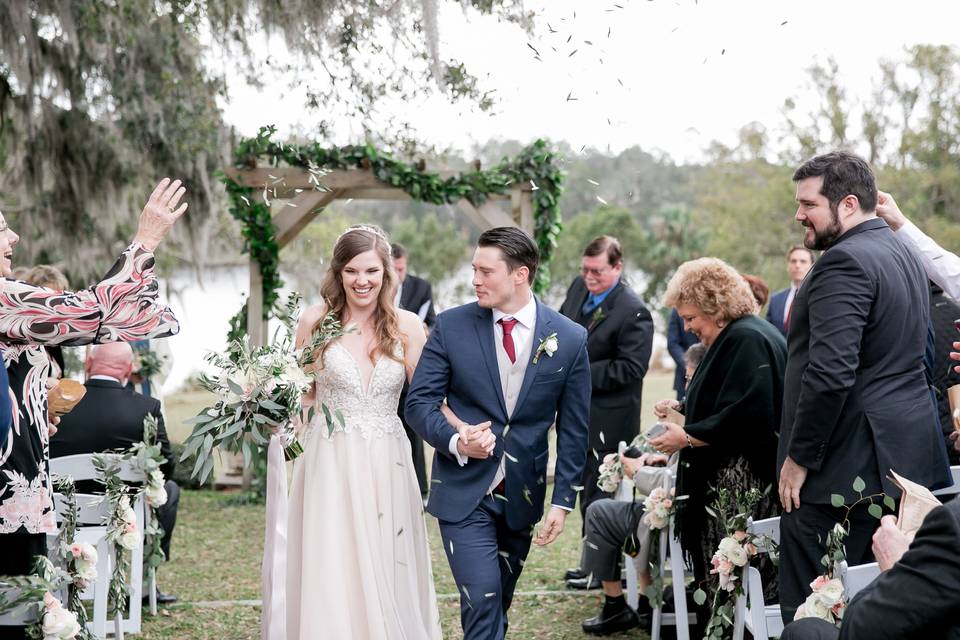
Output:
[814, 578, 845, 607]
[643, 511, 667, 530]
[718, 570, 738, 592]
[119, 530, 139, 550]
[42, 594, 81, 639]
[145, 481, 168, 507]
[794, 593, 834, 622]
[543, 336, 559, 356]
[75, 557, 98, 584]
[718, 537, 749, 567]
[121, 506, 137, 526]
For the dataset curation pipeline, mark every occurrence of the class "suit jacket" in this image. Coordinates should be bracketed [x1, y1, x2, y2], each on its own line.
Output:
[766, 287, 791, 337]
[778, 218, 951, 504]
[558, 277, 654, 451]
[50, 379, 175, 480]
[405, 298, 591, 529]
[666, 308, 699, 396]
[838, 498, 960, 640]
[398, 274, 436, 329]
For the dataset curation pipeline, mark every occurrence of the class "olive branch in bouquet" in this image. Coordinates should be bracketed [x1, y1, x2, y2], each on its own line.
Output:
[180, 293, 352, 483]
[693, 487, 774, 639]
[0, 556, 77, 639]
[49, 475, 96, 639]
[92, 455, 137, 619]
[793, 476, 892, 625]
[125, 414, 168, 575]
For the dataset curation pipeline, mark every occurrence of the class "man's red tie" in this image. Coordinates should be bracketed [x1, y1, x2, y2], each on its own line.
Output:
[784, 298, 793, 331]
[499, 317, 519, 364]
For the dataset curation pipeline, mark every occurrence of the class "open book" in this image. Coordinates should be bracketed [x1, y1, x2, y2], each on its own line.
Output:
[889, 470, 941, 536]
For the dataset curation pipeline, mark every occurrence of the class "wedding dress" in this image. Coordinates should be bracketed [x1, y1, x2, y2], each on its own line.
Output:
[286, 341, 442, 639]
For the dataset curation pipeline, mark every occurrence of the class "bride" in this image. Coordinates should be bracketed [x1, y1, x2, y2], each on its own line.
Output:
[286, 225, 442, 639]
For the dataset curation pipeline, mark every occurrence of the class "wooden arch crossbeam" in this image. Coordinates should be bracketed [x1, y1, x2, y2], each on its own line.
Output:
[223, 165, 536, 345]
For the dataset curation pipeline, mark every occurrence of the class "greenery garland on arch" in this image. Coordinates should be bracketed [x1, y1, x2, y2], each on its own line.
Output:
[221, 125, 564, 340]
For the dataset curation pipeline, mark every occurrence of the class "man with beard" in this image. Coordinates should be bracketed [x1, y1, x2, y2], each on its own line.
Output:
[777, 151, 951, 622]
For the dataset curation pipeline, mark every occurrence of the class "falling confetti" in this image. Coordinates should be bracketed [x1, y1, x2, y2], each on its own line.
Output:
[597, 196, 608, 205]
[568, 49, 578, 57]
[566, 92, 577, 102]
[587, 178, 600, 186]
[781, 20, 788, 26]
[526, 43, 540, 56]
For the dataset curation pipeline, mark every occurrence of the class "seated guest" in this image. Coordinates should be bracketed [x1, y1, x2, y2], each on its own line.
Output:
[649, 258, 786, 611]
[781, 501, 960, 640]
[579, 342, 706, 635]
[50, 342, 180, 604]
[667, 309, 698, 401]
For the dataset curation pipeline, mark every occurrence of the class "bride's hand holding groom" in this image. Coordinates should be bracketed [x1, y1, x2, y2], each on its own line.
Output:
[455, 421, 496, 459]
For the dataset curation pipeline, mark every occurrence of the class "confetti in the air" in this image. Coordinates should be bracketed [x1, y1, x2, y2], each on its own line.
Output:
[597, 196, 608, 205]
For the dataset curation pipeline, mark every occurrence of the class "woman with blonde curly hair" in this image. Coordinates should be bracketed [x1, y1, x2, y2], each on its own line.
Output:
[285, 225, 442, 639]
[649, 257, 786, 606]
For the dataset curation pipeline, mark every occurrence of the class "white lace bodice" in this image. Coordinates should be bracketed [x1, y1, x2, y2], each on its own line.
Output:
[304, 341, 406, 442]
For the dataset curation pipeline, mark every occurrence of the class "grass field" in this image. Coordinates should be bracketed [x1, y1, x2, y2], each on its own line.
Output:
[139, 372, 675, 638]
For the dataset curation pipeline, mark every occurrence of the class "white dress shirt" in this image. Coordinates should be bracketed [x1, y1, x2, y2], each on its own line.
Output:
[897, 220, 960, 300]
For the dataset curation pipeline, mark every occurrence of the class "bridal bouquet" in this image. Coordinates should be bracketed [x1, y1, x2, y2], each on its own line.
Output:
[181, 293, 350, 482]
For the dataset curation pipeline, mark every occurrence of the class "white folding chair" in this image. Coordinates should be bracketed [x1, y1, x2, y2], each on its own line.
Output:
[50, 454, 148, 637]
[0, 588, 38, 627]
[50, 492, 112, 637]
[836, 560, 880, 600]
[733, 516, 783, 640]
[616, 442, 694, 640]
[933, 465, 960, 500]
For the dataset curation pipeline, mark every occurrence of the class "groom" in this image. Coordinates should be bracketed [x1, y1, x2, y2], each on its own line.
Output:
[406, 227, 591, 639]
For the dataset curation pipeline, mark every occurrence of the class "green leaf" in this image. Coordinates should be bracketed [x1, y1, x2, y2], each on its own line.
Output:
[883, 495, 896, 512]
[692, 588, 707, 606]
[852, 476, 866, 493]
[830, 493, 845, 508]
[868, 503, 883, 520]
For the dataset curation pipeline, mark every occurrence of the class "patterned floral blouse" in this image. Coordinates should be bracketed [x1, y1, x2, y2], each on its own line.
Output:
[0, 243, 180, 535]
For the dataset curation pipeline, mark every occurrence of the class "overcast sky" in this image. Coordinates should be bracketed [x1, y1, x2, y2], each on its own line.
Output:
[221, 0, 960, 162]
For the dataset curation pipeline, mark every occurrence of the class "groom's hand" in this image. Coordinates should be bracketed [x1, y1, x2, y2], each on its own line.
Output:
[456, 421, 495, 459]
[533, 507, 568, 546]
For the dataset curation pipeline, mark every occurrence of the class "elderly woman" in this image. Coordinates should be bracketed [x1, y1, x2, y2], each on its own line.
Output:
[649, 257, 786, 597]
[0, 179, 185, 636]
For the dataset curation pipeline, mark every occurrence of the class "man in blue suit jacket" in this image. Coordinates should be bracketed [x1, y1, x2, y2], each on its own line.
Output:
[406, 227, 591, 640]
[766, 245, 815, 336]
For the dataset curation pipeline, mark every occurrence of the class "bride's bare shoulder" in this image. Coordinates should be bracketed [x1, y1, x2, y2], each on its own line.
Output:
[396, 309, 424, 335]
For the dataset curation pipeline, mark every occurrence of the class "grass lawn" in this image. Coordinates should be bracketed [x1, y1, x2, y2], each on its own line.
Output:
[142, 373, 675, 638]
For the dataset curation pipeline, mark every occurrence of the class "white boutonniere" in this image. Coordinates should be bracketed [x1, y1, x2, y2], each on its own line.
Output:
[533, 332, 559, 364]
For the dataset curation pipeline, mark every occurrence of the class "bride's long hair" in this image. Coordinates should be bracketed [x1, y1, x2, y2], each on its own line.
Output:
[314, 225, 404, 366]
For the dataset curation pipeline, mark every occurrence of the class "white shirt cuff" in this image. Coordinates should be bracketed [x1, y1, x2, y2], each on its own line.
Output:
[550, 503, 574, 512]
[448, 433, 467, 466]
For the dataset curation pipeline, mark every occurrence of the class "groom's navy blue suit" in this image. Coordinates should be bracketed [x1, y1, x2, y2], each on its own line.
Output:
[406, 298, 591, 639]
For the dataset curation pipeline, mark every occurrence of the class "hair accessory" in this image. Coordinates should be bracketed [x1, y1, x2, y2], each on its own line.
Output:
[335, 224, 390, 245]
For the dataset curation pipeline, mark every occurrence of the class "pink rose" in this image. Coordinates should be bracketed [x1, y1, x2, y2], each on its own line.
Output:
[733, 530, 748, 541]
[810, 575, 831, 593]
[663, 499, 673, 509]
[124, 521, 137, 534]
[69, 543, 82, 558]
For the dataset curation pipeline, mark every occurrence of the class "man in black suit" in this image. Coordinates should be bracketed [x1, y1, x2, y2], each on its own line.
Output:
[781, 500, 960, 640]
[666, 308, 698, 401]
[766, 245, 815, 337]
[559, 236, 654, 587]
[50, 342, 180, 604]
[391, 243, 437, 501]
[777, 151, 952, 622]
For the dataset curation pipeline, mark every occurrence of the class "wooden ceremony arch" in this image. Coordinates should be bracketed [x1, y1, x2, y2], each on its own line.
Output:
[223, 164, 537, 348]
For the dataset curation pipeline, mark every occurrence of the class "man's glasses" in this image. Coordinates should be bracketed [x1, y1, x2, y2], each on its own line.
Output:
[580, 266, 616, 277]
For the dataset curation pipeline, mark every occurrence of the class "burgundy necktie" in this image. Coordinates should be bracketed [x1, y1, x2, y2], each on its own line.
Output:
[499, 317, 519, 364]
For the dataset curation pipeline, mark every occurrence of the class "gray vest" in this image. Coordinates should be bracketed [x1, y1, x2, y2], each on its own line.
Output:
[494, 323, 534, 418]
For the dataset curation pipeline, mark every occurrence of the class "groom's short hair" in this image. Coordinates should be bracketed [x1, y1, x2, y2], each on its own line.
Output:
[478, 227, 539, 285]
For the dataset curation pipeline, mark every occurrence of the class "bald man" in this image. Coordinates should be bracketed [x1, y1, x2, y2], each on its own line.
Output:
[51, 343, 180, 604]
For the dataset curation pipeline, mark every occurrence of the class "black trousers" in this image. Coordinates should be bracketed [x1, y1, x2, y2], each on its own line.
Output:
[156, 479, 180, 562]
[0, 533, 47, 639]
[779, 502, 878, 623]
[581, 498, 645, 582]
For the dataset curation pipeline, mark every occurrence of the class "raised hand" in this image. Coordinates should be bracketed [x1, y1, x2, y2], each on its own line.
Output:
[876, 190, 906, 231]
[134, 178, 189, 251]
